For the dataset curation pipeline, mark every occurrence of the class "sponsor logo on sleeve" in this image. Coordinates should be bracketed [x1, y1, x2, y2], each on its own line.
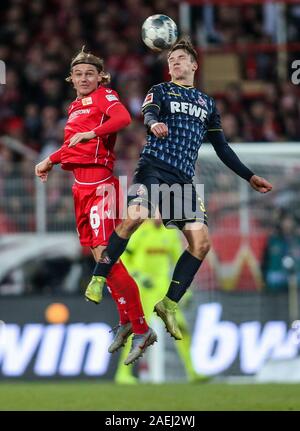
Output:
[105, 94, 118, 102]
[82, 97, 93, 106]
[142, 92, 153, 107]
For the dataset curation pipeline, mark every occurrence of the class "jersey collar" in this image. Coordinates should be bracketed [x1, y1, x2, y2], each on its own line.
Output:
[76, 85, 101, 100]
[171, 81, 194, 89]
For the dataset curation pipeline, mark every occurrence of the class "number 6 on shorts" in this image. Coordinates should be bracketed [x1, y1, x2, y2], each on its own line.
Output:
[90, 205, 101, 229]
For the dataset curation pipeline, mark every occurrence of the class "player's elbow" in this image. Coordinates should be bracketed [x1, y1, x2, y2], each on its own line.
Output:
[110, 104, 132, 129]
[118, 107, 131, 129]
[123, 110, 132, 127]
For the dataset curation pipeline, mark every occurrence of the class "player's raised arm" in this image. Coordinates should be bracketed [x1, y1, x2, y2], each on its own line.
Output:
[69, 94, 131, 147]
[142, 86, 168, 138]
[207, 101, 272, 194]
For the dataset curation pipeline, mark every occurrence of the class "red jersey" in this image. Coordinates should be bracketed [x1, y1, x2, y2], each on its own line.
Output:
[58, 86, 125, 170]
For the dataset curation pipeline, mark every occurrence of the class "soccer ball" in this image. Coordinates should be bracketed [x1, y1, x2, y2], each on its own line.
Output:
[142, 14, 178, 52]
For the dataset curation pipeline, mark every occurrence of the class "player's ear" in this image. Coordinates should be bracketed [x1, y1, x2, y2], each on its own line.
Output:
[192, 61, 198, 72]
[69, 73, 75, 87]
[98, 72, 103, 83]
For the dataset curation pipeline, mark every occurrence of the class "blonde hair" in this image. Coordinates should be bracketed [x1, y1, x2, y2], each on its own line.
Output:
[66, 46, 111, 84]
[168, 36, 198, 63]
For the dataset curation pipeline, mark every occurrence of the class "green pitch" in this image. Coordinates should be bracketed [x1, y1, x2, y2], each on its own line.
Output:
[0, 382, 299, 411]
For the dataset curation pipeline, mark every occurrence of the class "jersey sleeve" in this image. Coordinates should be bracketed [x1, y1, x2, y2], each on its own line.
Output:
[49, 147, 63, 164]
[141, 85, 163, 113]
[97, 88, 123, 116]
[207, 98, 223, 132]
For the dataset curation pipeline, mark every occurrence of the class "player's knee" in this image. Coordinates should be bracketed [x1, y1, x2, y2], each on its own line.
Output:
[191, 239, 211, 259]
[121, 217, 144, 235]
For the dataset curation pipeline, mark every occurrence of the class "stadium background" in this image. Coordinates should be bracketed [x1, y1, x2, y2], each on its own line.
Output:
[1, 0, 300, 411]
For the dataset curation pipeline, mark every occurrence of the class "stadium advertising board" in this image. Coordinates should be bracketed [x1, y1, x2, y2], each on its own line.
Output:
[0, 293, 298, 379]
[0, 296, 119, 379]
[191, 302, 299, 376]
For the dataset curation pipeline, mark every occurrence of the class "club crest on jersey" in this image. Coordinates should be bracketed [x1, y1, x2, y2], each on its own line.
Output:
[198, 96, 207, 108]
[142, 93, 153, 107]
[82, 97, 93, 106]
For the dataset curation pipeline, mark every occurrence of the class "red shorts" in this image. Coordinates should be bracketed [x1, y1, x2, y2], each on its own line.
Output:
[72, 175, 123, 248]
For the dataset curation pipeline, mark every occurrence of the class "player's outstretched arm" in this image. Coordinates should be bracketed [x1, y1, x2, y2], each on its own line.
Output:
[208, 130, 272, 193]
[35, 157, 53, 183]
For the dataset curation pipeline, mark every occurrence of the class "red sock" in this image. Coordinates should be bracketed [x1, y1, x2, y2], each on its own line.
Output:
[107, 261, 149, 334]
[106, 282, 129, 325]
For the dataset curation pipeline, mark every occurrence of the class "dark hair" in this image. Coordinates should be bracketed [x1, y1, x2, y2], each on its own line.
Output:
[168, 37, 198, 63]
[66, 46, 110, 84]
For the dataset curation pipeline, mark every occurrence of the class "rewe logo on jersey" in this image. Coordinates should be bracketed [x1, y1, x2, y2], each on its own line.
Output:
[170, 101, 208, 121]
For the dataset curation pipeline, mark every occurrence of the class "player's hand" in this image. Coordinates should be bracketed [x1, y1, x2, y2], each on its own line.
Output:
[35, 157, 53, 183]
[69, 131, 96, 147]
[150, 122, 168, 139]
[250, 175, 273, 193]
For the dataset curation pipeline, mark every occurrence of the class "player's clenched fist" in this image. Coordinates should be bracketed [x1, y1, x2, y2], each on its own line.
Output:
[35, 157, 53, 183]
[150, 122, 168, 139]
[250, 175, 273, 193]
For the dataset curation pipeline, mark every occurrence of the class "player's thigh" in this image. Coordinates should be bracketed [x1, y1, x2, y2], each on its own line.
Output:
[128, 173, 160, 220]
[182, 222, 211, 258]
[72, 184, 94, 247]
[87, 182, 121, 248]
[119, 176, 159, 235]
[115, 206, 146, 237]
[160, 182, 208, 229]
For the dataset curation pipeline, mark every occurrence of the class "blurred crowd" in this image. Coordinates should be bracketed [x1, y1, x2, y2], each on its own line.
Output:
[262, 211, 300, 292]
[1, 0, 300, 295]
[0, 0, 300, 168]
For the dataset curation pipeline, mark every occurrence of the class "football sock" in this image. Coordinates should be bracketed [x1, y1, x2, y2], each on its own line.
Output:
[93, 231, 129, 277]
[106, 282, 129, 325]
[166, 250, 203, 302]
[107, 261, 149, 334]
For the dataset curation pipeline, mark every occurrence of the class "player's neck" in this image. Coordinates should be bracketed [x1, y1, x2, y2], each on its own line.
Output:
[171, 78, 194, 88]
